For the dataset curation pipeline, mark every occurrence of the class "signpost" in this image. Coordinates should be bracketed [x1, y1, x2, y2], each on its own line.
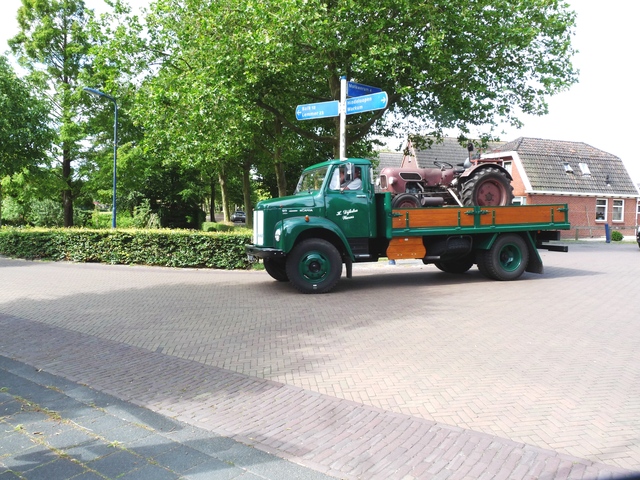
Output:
[295, 100, 339, 121]
[346, 91, 388, 115]
[295, 77, 388, 159]
[347, 81, 382, 98]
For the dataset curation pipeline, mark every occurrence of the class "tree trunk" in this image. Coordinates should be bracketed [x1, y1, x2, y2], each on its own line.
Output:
[274, 118, 287, 197]
[218, 169, 230, 222]
[62, 145, 74, 227]
[242, 157, 252, 229]
[209, 178, 216, 222]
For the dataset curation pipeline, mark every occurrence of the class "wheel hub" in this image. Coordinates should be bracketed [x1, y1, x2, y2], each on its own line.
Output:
[300, 252, 329, 281]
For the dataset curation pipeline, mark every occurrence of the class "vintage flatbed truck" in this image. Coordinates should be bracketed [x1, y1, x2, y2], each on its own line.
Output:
[246, 158, 569, 293]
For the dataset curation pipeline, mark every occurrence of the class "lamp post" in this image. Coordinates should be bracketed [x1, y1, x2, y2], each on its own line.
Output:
[83, 87, 118, 229]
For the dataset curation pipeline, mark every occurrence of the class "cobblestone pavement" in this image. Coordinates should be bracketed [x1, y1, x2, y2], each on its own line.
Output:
[1, 356, 333, 479]
[1, 242, 639, 478]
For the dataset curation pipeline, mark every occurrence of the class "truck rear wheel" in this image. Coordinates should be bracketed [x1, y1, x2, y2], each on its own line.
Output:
[461, 167, 514, 206]
[263, 257, 288, 282]
[286, 239, 342, 293]
[434, 256, 474, 274]
[477, 234, 529, 281]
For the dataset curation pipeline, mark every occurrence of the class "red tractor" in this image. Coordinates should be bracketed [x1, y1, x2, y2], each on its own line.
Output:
[378, 142, 514, 208]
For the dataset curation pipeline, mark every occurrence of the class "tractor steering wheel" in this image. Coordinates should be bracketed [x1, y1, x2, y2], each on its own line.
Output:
[434, 161, 453, 170]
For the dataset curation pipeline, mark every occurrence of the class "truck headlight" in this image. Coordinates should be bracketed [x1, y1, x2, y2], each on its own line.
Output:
[274, 228, 281, 242]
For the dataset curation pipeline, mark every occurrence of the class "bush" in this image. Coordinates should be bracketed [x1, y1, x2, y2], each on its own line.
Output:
[611, 230, 623, 242]
[202, 222, 235, 232]
[0, 227, 252, 269]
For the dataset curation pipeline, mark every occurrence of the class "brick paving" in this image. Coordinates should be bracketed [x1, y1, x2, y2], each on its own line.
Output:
[1, 242, 639, 478]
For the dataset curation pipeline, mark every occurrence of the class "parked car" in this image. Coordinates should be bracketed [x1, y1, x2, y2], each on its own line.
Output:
[231, 210, 246, 223]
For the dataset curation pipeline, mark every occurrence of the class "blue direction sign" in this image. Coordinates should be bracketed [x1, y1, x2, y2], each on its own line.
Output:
[347, 81, 382, 98]
[346, 91, 388, 115]
[295, 100, 339, 121]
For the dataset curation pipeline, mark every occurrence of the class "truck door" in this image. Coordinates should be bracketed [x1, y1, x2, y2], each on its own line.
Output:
[325, 164, 373, 256]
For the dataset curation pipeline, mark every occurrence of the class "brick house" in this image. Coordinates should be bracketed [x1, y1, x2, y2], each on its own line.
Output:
[482, 137, 640, 239]
[376, 137, 640, 239]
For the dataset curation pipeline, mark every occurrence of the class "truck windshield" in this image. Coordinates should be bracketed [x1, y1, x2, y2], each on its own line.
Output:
[294, 166, 329, 194]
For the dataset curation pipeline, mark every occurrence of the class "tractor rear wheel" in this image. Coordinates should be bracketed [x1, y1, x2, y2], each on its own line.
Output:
[461, 167, 513, 207]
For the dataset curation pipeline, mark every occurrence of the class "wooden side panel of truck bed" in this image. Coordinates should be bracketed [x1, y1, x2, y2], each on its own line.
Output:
[389, 204, 569, 237]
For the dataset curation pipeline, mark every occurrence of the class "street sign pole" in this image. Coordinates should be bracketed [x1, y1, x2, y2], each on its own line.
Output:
[295, 77, 387, 160]
[339, 76, 347, 160]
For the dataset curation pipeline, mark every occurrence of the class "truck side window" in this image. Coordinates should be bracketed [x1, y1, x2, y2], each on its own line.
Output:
[330, 167, 345, 190]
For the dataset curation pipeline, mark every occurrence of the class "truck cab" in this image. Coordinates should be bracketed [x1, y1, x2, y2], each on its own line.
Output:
[247, 159, 382, 292]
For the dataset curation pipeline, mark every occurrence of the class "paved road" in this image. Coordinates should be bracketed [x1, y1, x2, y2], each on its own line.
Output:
[1, 242, 639, 479]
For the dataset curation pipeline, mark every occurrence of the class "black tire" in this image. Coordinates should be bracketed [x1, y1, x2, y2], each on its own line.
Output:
[392, 193, 420, 208]
[434, 256, 474, 274]
[285, 239, 342, 293]
[461, 167, 514, 207]
[476, 234, 529, 281]
[263, 257, 288, 282]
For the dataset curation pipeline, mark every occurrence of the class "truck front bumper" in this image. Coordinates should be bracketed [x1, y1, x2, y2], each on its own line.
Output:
[245, 245, 285, 262]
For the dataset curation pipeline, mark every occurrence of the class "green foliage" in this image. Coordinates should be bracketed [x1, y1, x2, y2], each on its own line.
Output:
[202, 222, 238, 233]
[28, 199, 63, 227]
[611, 230, 623, 242]
[0, 227, 252, 269]
[0, 56, 53, 180]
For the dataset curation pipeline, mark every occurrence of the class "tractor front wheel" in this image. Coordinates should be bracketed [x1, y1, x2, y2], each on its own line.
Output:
[392, 193, 420, 208]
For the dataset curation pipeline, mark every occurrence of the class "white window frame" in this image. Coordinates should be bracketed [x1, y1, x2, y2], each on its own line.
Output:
[612, 199, 624, 222]
[595, 198, 607, 222]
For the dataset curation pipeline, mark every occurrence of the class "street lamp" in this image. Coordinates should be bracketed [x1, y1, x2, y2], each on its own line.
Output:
[83, 87, 118, 229]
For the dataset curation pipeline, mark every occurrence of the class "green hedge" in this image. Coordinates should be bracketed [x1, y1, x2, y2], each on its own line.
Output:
[0, 227, 252, 269]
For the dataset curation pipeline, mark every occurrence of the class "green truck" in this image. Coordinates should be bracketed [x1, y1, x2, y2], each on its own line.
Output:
[246, 158, 569, 293]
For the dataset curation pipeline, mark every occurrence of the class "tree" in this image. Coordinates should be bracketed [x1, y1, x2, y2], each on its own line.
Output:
[0, 55, 53, 225]
[9, 0, 93, 227]
[192, 0, 578, 151]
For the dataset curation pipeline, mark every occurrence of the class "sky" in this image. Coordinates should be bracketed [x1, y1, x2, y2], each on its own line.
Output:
[1, 0, 639, 185]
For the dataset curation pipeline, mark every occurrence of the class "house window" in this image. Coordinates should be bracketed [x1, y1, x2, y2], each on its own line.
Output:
[503, 161, 512, 175]
[563, 162, 574, 173]
[612, 199, 624, 222]
[595, 199, 607, 221]
[512, 196, 527, 205]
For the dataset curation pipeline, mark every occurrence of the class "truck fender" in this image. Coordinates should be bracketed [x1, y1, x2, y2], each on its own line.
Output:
[279, 216, 355, 260]
[459, 163, 513, 181]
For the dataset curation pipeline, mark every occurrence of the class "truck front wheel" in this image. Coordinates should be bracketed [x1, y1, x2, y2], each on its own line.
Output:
[477, 234, 529, 281]
[263, 257, 288, 282]
[286, 239, 342, 293]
